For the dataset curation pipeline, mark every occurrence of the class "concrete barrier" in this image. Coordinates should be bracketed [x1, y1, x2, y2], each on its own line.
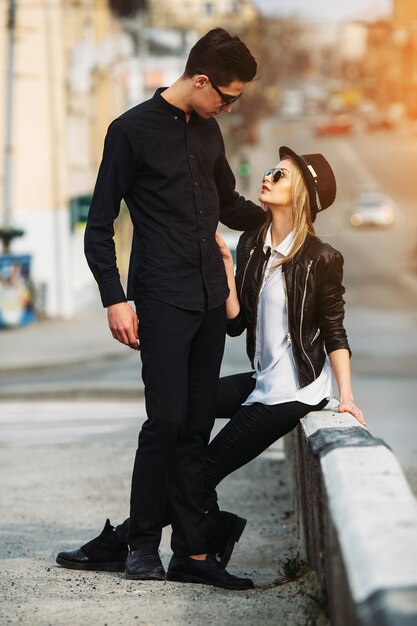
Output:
[285, 402, 417, 626]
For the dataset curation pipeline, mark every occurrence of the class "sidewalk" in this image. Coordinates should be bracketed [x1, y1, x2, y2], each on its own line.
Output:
[0, 401, 328, 626]
[0, 294, 125, 374]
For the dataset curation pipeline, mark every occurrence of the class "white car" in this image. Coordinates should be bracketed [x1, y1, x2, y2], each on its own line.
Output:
[350, 187, 395, 227]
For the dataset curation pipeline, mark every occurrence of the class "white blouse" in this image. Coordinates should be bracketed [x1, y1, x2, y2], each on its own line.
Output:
[243, 226, 332, 407]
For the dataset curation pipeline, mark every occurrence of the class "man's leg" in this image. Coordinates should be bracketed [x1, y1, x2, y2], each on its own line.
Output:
[128, 299, 207, 557]
[167, 303, 226, 556]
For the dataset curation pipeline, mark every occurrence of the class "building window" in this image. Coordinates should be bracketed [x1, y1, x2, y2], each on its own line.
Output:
[226, 1, 239, 14]
[202, 2, 215, 15]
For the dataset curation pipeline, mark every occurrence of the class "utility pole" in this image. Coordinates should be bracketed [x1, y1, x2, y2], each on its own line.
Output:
[1, 0, 23, 254]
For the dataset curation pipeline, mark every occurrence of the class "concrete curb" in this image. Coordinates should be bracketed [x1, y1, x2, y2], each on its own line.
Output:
[0, 351, 130, 376]
[285, 405, 417, 626]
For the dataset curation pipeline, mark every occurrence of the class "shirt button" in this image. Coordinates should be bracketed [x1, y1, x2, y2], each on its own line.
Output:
[199, 210, 203, 214]
[190, 154, 195, 159]
[202, 238, 206, 243]
[194, 181, 198, 187]
[174, 116, 178, 120]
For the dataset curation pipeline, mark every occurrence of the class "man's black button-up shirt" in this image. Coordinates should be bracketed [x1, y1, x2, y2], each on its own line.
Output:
[84, 88, 265, 311]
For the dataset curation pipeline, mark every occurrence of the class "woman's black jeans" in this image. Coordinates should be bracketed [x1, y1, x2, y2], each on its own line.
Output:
[116, 372, 327, 545]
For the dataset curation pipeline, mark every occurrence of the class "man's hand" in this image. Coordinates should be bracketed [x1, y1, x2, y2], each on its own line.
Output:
[107, 302, 139, 350]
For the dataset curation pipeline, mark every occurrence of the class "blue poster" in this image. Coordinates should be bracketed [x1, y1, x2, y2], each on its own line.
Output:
[0, 255, 35, 327]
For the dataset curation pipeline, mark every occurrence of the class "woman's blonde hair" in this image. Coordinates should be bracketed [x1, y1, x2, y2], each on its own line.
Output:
[262, 156, 316, 266]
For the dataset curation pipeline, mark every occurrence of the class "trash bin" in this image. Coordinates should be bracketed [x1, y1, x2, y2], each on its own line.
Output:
[0, 254, 35, 328]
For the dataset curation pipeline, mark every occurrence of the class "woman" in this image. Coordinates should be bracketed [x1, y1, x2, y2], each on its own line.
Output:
[204, 145, 365, 510]
[56, 146, 364, 577]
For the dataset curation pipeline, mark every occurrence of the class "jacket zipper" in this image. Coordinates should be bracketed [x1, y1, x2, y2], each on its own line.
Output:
[239, 248, 255, 300]
[300, 260, 317, 379]
[311, 327, 320, 345]
[252, 254, 269, 367]
[282, 270, 302, 386]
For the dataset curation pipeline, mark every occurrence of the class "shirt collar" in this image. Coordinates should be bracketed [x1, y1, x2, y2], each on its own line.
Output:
[153, 88, 200, 122]
[263, 225, 295, 258]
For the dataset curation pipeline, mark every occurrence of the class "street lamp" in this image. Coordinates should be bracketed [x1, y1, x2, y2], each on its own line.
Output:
[1, 0, 24, 254]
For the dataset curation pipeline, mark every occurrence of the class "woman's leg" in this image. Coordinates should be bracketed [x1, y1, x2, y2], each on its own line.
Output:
[204, 399, 327, 509]
[215, 372, 255, 419]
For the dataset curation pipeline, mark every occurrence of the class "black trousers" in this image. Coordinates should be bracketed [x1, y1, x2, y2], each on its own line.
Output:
[129, 298, 226, 556]
[120, 370, 327, 547]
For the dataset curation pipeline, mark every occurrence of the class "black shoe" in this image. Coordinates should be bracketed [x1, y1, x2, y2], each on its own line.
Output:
[206, 510, 247, 568]
[56, 519, 128, 572]
[125, 550, 166, 581]
[166, 553, 254, 590]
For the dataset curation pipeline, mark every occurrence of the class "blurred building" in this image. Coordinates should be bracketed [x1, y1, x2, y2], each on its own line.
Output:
[391, 0, 417, 118]
[393, 0, 417, 23]
[338, 21, 368, 80]
[0, 0, 134, 318]
[0, 2, 194, 319]
[299, 23, 339, 79]
[148, 0, 258, 33]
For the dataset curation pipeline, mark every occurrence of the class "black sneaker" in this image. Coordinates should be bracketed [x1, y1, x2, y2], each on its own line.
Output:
[56, 519, 128, 572]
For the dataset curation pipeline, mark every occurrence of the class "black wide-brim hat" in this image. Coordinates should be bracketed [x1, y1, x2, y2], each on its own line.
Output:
[279, 146, 336, 221]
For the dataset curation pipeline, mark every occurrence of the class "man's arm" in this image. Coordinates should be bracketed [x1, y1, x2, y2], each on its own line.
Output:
[84, 118, 139, 349]
[84, 118, 136, 307]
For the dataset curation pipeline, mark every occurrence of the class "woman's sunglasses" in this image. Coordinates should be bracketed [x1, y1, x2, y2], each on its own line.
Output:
[263, 168, 284, 183]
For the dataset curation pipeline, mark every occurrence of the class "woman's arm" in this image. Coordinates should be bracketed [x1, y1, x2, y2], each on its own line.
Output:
[329, 348, 366, 427]
[215, 233, 240, 320]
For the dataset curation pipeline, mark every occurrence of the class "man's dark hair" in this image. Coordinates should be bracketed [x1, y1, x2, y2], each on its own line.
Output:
[183, 28, 257, 85]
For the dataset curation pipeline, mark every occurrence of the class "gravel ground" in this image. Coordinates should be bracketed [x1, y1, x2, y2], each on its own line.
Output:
[0, 414, 328, 626]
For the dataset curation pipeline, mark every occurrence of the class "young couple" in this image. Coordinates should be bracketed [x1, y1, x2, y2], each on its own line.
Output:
[56, 28, 365, 590]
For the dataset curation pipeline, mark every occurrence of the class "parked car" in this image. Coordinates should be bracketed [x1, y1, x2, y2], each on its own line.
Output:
[365, 112, 396, 132]
[313, 114, 353, 137]
[350, 186, 395, 227]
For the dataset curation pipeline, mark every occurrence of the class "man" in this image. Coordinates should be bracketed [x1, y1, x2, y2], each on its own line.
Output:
[58, 28, 265, 590]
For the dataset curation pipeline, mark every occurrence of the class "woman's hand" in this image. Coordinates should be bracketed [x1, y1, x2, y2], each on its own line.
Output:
[338, 399, 366, 428]
[215, 232, 240, 320]
[329, 350, 366, 428]
[215, 232, 234, 270]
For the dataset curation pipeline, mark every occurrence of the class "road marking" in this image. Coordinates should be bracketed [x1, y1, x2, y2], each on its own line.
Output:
[337, 140, 379, 187]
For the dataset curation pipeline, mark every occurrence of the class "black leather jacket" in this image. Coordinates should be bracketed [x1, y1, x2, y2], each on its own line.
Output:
[226, 227, 351, 388]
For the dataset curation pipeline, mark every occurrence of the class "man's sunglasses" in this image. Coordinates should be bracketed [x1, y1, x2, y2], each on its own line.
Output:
[209, 78, 242, 106]
[263, 168, 284, 183]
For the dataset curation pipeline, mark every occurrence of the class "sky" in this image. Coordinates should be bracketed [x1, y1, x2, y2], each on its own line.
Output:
[252, 0, 392, 23]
